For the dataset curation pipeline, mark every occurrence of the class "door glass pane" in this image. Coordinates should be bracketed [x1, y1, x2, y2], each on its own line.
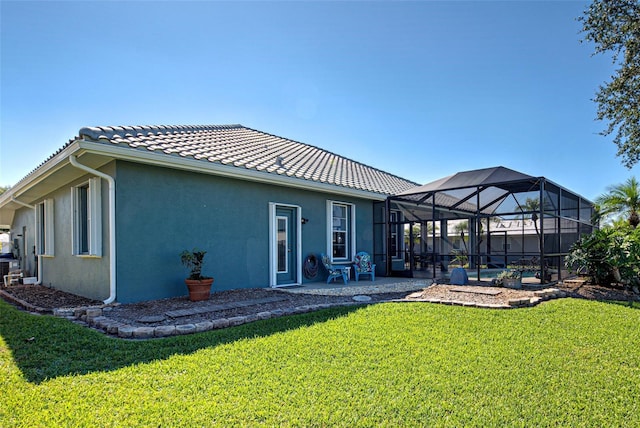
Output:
[277, 217, 287, 273]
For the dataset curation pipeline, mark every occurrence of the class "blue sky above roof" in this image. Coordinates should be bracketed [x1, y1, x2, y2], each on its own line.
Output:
[0, 1, 631, 200]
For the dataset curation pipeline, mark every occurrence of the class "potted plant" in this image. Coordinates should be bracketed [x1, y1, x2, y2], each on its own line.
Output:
[497, 269, 522, 289]
[180, 248, 214, 301]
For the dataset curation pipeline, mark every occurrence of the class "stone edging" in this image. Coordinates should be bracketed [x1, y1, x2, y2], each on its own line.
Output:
[401, 287, 567, 309]
[55, 301, 368, 339]
[0, 288, 376, 339]
[1, 286, 567, 340]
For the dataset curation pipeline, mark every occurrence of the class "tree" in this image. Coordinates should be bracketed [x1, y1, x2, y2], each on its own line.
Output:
[0, 186, 9, 195]
[595, 177, 640, 227]
[579, 0, 640, 168]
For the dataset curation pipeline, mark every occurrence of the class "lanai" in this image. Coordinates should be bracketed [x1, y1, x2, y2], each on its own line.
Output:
[374, 166, 595, 284]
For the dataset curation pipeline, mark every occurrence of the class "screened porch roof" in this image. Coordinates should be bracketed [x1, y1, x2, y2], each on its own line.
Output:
[391, 166, 570, 217]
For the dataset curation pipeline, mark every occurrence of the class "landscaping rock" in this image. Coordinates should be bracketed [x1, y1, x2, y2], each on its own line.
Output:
[117, 326, 136, 338]
[85, 308, 103, 318]
[352, 295, 372, 302]
[53, 308, 75, 317]
[90, 316, 110, 329]
[508, 298, 530, 307]
[154, 325, 176, 337]
[243, 314, 259, 323]
[133, 327, 155, 339]
[228, 316, 247, 326]
[195, 321, 213, 332]
[107, 323, 125, 335]
[211, 318, 230, 329]
[175, 324, 196, 335]
[137, 315, 166, 323]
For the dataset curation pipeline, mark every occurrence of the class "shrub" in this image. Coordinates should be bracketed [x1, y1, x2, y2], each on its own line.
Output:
[565, 226, 640, 288]
[495, 269, 521, 287]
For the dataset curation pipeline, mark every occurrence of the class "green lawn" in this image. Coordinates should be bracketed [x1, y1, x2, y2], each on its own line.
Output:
[1, 297, 639, 427]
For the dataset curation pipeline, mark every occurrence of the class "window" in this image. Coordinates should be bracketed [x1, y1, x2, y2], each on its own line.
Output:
[36, 199, 54, 256]
[328, 201, 355, 261]
[72, 178, 102, 256]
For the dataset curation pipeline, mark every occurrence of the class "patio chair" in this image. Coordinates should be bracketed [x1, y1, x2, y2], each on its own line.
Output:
[320, 254, 349, 285]
[353, 251, 376, 282]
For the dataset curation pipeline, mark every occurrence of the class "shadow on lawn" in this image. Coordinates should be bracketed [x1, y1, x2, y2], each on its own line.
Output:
[0, 299, 362, 384]
[603, 300, 640, 310]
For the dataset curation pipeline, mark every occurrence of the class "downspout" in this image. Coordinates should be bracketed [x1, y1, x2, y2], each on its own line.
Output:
[11, 197, 42, 285]
[69, 155, 117, 304]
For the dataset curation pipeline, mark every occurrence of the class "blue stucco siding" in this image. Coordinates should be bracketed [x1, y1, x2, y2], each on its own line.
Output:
[113, 161, 376, 303]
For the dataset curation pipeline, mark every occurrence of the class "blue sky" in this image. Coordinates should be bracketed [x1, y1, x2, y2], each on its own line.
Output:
[0, 0, 632, 200]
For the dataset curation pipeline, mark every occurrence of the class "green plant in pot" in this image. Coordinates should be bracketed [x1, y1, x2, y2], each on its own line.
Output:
[180, 248, 214, 301]
[497, 269, 522, 289]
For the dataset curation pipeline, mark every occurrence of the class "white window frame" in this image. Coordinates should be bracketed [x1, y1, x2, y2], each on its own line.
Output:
[71, 177, 102, 257]
[327, 200, 356, 262]
[36, 199, 55, 257]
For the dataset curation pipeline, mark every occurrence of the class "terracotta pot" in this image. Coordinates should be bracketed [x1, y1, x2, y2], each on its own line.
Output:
[185, 278, 214, 301]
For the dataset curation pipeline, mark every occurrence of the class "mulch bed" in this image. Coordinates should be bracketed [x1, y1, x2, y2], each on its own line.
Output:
[3, 285, 102, 309]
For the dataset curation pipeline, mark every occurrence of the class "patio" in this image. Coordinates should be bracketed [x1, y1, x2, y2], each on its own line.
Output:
[281, 276, 430, 296]
[375, 166, 595, 285]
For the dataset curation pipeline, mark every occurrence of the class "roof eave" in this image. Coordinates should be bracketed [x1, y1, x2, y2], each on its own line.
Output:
[0, 140, 83, 206]
[0, 139, 390, 224]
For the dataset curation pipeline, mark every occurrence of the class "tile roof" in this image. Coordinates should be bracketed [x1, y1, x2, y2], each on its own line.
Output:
[76, 124, 419, 196]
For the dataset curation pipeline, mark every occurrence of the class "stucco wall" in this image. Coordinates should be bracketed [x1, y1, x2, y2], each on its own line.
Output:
[114, 161, 376, 303]
[9, 207, 35, 277]
[9, 164, 113, 301]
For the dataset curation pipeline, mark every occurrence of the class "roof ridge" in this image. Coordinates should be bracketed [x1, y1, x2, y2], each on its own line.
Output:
[79, 124, 243, 141]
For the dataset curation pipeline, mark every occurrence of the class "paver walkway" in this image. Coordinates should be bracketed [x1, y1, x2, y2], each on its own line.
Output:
[165, 296, 288, 318]
[450, 287, 502, 296]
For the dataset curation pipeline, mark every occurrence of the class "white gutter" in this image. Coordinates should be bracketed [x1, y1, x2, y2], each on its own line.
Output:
[69, 155, 117, 304]
[10, 197, 42, 286]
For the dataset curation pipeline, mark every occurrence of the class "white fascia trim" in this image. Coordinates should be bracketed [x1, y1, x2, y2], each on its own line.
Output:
[74, 140, 389, 201]
[0, 141, 84, 206]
